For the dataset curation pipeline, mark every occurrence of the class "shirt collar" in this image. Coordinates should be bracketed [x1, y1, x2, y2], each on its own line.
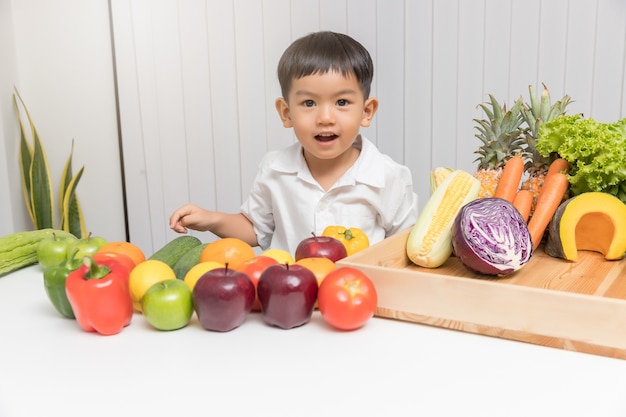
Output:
[269, 135, 386, 188]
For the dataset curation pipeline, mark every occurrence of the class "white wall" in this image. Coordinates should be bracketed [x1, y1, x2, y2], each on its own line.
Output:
[1, 0, 126, 241]
[2, 0, 625, 257]
[111, 0, 626, 255]
[0, 0, 26, 236]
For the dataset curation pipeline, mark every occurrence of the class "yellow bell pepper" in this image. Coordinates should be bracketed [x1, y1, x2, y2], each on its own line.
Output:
[322, 226, 369, 257]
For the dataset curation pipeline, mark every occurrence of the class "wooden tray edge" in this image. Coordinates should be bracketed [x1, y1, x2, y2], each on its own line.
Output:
[338, 229, 626, 360]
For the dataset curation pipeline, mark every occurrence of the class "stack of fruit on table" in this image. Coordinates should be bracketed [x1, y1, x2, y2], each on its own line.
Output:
[406, 84, 626, 277]
[0, 224, 377, 336]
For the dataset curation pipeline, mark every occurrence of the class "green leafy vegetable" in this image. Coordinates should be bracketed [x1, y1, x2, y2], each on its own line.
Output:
[536, 114, 626, 204]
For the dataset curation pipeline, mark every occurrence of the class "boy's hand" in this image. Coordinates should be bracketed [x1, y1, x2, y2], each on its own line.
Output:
[169, 204, 211, 233]
[169, 205, 257, 247]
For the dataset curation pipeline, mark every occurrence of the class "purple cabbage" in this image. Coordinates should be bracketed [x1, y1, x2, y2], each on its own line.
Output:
[451, 197, 533, 276]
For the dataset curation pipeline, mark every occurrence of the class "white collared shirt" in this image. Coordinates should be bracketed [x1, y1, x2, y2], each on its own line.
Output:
[240, 135, 419, 254]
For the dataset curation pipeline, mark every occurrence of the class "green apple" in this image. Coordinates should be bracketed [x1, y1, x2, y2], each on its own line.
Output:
[69, 233, 107, 260]
[142, 279, 193, 331]
[37, 233, 78, 269]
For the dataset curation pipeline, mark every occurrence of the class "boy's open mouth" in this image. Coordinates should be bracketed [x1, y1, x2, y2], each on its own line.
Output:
[315, 133, 338, 142]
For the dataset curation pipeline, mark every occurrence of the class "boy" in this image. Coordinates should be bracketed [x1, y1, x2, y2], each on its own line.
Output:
[169, 31, 418, 254]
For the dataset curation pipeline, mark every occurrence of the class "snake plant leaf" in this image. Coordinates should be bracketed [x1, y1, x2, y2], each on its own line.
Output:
[29, 128, 55, 229]
[64, 195, 86, 239]
[14, 87, 88, 234]
[59, 138, 86, 237]
[14, 94, 35, 224]
[61, 165, 86, 238]
[14, 88, 55, 229]
[59, 140, 73, 213]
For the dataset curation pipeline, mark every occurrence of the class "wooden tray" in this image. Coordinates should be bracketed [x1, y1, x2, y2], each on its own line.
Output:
[336, 228, 626, 359]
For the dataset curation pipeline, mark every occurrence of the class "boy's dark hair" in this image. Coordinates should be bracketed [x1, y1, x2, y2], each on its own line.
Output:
[277, 31, 374, 99]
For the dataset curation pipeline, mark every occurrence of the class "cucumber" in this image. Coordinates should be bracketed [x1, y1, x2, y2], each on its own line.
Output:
[148, 235, 202, 269]
[172, 243, 209, 280]
[0, 229, 76, 277]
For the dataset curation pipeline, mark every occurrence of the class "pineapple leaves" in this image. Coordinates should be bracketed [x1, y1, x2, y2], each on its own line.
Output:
[475, 83, 575, 176]
[473, 94, 526, 170]
[13, 87, 87, 237]
[538, 85, 551, 120]
[522, 84, 573, 139]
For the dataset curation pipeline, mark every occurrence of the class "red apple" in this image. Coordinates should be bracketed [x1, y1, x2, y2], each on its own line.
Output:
[192, 266, 255, 332]
[233, 255, 279, 311]
[294, 234, 348, 262]
[257, 263, 318, 329]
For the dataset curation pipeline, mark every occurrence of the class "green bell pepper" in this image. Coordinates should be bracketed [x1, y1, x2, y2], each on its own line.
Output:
[43, 256, 82, 319]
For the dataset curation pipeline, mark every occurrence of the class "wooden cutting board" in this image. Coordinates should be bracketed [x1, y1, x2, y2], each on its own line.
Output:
[337, 228, 626, 359]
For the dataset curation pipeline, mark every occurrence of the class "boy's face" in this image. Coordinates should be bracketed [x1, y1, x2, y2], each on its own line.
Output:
[275, 71, 378, 162]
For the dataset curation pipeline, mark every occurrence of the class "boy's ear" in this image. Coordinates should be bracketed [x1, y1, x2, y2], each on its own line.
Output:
[361, 97, 379, 127]
[275, 97, 293, 128]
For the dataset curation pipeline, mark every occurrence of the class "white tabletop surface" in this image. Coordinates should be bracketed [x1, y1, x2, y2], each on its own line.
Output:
[1, 265, 626, 417]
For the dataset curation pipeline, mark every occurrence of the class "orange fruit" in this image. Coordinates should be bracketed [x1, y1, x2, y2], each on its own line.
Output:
[97, 241, 146, 266]
[233, 255, 279, 311]
[199, 238, 255, 269]
[129, 259, 176, 312]
[295, 257, 337, 286]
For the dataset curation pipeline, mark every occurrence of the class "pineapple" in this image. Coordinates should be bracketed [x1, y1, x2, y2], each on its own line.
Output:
[473, 95, 527, 198]
[520, 83, 572, 210]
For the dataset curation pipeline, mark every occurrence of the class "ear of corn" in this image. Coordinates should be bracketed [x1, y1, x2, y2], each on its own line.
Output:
[429, 167, 453, 193]
[407, 169, 480, 268]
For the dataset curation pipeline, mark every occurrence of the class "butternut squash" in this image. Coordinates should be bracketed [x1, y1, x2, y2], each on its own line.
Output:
[544, 192, 626, 261]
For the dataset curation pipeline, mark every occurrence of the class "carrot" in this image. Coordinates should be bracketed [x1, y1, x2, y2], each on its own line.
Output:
[512, 189, 533, 222]
[527, 172, 569, 251]
[546, 158, 570, 177]
[494, 155, 524, 203]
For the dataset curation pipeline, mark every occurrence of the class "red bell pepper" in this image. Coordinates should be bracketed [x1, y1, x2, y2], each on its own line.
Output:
[65, 256, 133, 335]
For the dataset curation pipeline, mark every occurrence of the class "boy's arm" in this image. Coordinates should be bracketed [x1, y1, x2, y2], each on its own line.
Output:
[209, 212, 258, 246]
[169, 204, 258, 247]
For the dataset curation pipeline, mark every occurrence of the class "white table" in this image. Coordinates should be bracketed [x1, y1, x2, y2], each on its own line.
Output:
[1, 265, 626, 417]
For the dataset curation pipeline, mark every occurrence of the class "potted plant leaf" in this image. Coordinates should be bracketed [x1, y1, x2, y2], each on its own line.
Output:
[13, 87, 87, 238]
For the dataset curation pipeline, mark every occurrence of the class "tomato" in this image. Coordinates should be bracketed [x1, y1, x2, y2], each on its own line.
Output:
[317, 267, 377, 330]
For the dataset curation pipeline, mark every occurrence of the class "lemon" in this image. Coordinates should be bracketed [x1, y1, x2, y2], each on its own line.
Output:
[184, 261, 225, 290]
[261, 248, 295, 265]
[129, 259, 176, 312]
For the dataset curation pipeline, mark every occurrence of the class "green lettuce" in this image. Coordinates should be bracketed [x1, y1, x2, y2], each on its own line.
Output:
[536, 114, 626, 204]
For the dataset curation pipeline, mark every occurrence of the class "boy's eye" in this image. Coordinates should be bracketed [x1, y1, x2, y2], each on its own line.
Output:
[336, 99, 349, 106]
[302, 100, 315, 107]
